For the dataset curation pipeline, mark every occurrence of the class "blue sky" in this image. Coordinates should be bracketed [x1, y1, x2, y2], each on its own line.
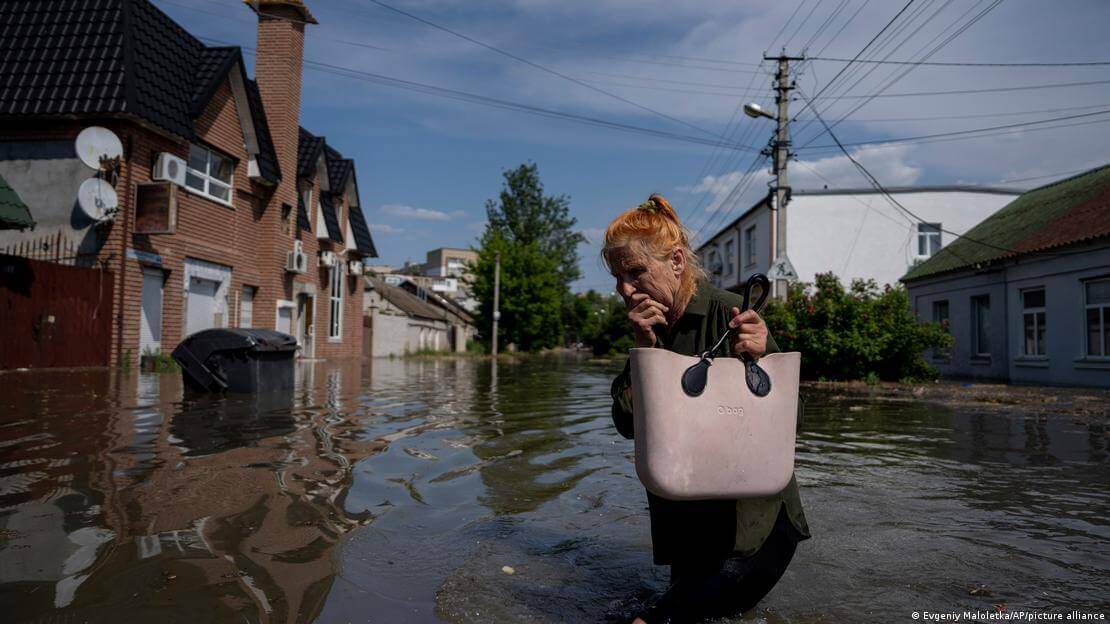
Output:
[153, 0, 1110, 293]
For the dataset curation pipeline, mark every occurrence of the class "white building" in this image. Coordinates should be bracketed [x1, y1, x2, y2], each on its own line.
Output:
[698, 186, 1021, 292]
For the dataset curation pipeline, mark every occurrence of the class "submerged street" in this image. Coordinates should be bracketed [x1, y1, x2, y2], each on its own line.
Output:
[0, 356, 1106, 623]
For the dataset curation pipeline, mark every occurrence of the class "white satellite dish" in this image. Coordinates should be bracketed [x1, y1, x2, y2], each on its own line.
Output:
[75, 126, 123, 170]
[78, 178, 119, 222]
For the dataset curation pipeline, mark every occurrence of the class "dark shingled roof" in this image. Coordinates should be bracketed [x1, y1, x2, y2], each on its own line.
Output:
[347, 200, 378, 257]
[366, 276, 447, 322]
[903, 164, 1110, 282]
[0, 173, 35, 230]
[297, 127, 376, 256]
[295, 181, 312, 232]
[0, 0, 280, 184]
[297, 126, 325, 178]
[318, 193, 343, 243]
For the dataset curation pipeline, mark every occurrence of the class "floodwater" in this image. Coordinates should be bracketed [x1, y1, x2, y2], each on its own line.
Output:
[0, 356, 1106, 623]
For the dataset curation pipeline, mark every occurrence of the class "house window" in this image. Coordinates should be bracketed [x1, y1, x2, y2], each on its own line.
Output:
[744, 226, 756, 267]
[724, 239, 736, 276]
[185, 144, 233, 204]
[1084, 278, 1110, 357]
[971, 295, 991, 357]
[1021, 288, 1046, 357]
[329, 263, 343, 339]
[240, 286, 255, 328]
[917, 223, 942, 257]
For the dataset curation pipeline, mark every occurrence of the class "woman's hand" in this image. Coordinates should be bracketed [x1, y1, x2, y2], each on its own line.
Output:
[728, 307, 768, 359]
[628, 293, 669, 347]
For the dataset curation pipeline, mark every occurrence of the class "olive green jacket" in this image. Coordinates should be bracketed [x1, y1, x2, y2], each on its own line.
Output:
[610, 279, 811, 564]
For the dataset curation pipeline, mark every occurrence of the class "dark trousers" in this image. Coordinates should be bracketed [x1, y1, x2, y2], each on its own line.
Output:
[641, 507, 801, 624]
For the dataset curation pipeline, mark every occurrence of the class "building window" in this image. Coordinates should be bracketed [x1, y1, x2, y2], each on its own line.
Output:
[724, 239, 736, 276]
[1021, 288, 1046, 357]
[971, 295, 991, 357]
[1084, 278, 1110, 357]
[240, 286, 255, 328]
[185, 144, 233, 204]
[744, 226, 756, 267]
[917, 223, 942, 257]
[329, 263, 344, 339]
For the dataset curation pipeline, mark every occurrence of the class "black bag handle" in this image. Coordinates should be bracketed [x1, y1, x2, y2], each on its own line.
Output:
[681, 274, 773, 398]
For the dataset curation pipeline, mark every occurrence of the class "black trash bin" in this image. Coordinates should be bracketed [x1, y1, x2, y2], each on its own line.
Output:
[172, 328, 298, 394]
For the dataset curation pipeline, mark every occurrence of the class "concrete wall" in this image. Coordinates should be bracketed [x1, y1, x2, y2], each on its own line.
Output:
[907, 239, 1110, 387]
[787, 189, 1018, 287]
[0, 141, 103, 261]
[700, 189, 1018, 291]
[363, 289, 452, 357]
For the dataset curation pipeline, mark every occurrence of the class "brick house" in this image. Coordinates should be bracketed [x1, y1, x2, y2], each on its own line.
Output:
[0, 0, 375, 366]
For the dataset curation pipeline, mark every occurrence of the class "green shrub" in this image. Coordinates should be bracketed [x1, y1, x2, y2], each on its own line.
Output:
[761, 273, 951, 382]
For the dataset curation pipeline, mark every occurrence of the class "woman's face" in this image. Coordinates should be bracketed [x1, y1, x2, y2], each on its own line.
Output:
[611, 247, 685, 312]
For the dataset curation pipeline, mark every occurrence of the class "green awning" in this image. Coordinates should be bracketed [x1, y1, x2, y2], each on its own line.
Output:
[0, 172, 34, 230]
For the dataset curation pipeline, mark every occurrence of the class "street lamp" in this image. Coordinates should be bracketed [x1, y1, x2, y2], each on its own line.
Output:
[743, 102, 776, 121]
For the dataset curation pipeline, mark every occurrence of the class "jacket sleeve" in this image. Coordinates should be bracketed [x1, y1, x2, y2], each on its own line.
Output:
[610, 358, 635, 439]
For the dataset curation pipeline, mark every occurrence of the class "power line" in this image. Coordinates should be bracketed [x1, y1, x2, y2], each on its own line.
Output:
[795, 88, 1083, 262]
[790, 0, 918, 121]
[808, 55, 1110, 67]
[792, 101, 1110, 123]
[818, 77, 1110, 99]
[797, 107, 1110, 151]
[199, 37, 760, 154]
[359, 0, 729, 141]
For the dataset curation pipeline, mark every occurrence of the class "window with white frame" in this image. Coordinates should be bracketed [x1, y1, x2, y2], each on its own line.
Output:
[1021, 288, 1046, 356]
[185, 144, 233, 204]
[744, 226, 757, 266]
[1084, 278, 1110, 358]
[302, 185, 312, 224]
[724, 239, 736, 276]
[917, 223, 942, 257]
[971, 295, 991, 357]
[240, 286, 255, 328]
[329, 263, 343, 339]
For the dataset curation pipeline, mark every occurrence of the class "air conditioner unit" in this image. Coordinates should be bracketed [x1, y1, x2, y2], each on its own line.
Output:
[152, 152, 187, 186]
[348, 260, 363, 275]
[319, 251, 337, 267]
[286, 248, 307, 274]
[287, 241, 307, 273]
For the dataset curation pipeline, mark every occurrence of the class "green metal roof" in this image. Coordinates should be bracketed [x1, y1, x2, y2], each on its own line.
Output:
[0, 172, 34, 231]
[902, 163, 1110, 282]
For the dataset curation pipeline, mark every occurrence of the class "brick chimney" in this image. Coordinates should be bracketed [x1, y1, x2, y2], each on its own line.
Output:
[245, 0, 316, 200]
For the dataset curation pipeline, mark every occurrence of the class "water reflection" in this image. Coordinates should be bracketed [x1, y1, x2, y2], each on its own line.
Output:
[0, 359, 1107, 623]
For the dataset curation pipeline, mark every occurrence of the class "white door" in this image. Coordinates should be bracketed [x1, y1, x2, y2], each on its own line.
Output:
[186, 277, 219, 336]
[140, 268, 163, 353]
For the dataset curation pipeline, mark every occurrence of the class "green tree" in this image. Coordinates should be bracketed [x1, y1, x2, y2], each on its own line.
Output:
[470, 163, 585, 352]
[761, 273, 951, 381]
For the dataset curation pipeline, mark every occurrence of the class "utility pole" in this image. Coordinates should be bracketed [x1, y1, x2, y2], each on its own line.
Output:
[491, 252, 501, 357]
[763, 53, 803, 299]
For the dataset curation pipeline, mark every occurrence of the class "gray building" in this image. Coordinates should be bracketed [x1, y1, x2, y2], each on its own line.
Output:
[902, 165, 1110, 388]
[363, 276, 475, 356]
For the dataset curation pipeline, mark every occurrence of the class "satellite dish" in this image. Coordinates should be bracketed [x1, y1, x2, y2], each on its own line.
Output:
[75, 126, 123, 170]
[78, 178, 119, 222]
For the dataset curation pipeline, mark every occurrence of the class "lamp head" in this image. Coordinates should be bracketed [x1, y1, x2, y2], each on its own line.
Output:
[743, 102, 775, 120]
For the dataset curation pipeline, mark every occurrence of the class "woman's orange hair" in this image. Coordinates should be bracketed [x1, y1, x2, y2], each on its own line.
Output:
[602, 194, 707, 309]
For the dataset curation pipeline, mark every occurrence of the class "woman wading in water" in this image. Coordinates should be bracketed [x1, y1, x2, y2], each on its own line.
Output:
[604, 195, 810, 624]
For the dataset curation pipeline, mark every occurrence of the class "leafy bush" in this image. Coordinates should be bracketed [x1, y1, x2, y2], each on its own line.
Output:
[760, 273, 951, 382]
[586, 295, 635, 356]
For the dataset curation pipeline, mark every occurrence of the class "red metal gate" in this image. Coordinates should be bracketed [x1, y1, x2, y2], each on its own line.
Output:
[0, 254, 114, 368]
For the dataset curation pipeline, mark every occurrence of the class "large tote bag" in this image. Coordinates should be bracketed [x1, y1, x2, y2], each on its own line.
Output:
[629, 275, 800, 501]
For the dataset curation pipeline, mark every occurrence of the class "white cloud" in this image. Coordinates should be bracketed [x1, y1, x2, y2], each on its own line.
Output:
[381, 203, 453, 221]
[792, 144, 922, 190]
[370, 223, 404, 234]
[579, 227, 607, 245]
